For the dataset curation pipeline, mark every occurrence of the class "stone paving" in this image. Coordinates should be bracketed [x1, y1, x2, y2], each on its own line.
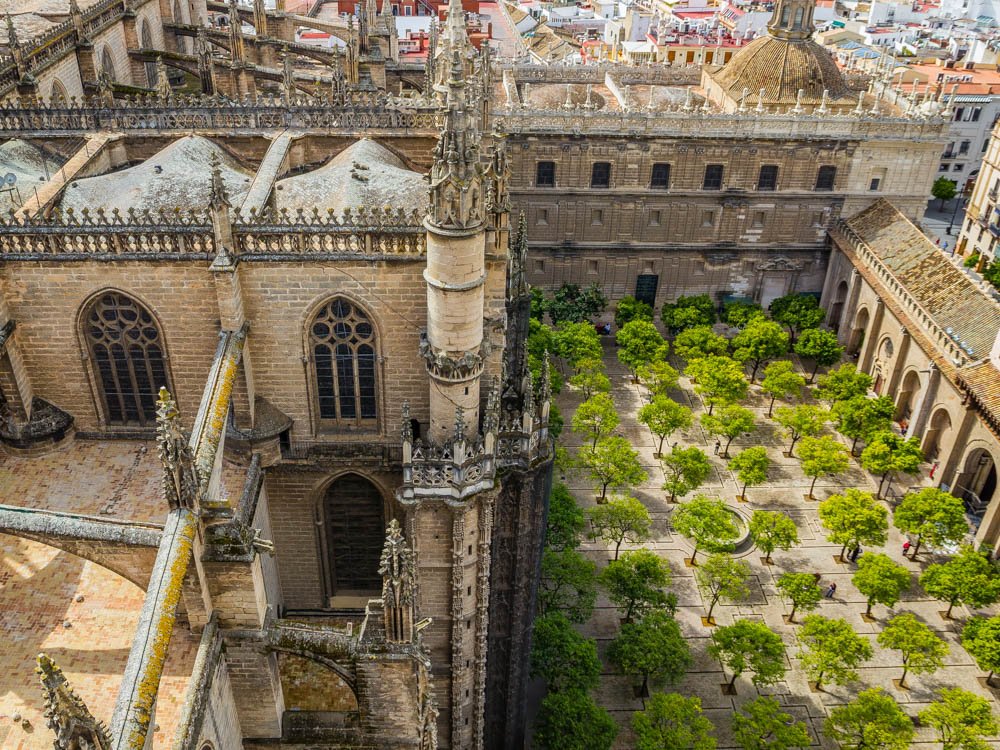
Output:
[0, 534, 198, 750]
[556, 341, 1000, 749]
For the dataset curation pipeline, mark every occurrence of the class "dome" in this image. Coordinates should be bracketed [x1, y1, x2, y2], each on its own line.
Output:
[711, 35, 852, 106]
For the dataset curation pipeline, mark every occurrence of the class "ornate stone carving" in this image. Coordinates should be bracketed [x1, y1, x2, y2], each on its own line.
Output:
[379, 519, 416, 643]
[156, 387, 199, 512]
[419, 339, 485, 382]
[36, 654, 110, 750]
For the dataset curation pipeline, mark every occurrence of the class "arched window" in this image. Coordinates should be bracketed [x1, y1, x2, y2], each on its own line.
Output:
[139, 21, 156, 86]
[84, 292, 169, 426]
[101, 46, 116, 81]
[311, 298, 377, 426]
[793, 7, 804, 28]
[50, 79, 68, 103]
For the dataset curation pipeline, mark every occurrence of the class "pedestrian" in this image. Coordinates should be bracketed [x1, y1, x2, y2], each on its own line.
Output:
[824, 582, 837, 598]
[713, 439, 721, 456]
[850, 546, 861, 562]
[671, 441, 678, 451]
[902, 540, 911, 557]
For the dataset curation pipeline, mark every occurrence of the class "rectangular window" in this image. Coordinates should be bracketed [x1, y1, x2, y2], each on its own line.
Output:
[752, 211, 766, 228]
[815, 165, 837, 191]
[587, 259, 599, 273]
[703, 164, 724, 190]
[960, 140, 971, 155]
[701, 210, 715, 227]
[869, 177, 882, 191]
[954, 107, 965, 121]
[591, 162, 611, 188]
[536, 161, 555, 187]
[591, 209, 604, 225]
[650, 162, 670, 189]
[757, 164, 779, 191]
[649, 209, 662, 226]
[635, 274, 659, 306]
[939, 163, 950, 172]
[954, 164, 964, 172]
[536, 208, 549, 225]
[971, 107, 982, 122]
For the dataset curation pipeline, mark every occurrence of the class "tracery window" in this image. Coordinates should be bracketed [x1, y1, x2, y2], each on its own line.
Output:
[311, 298, 377, 426]
[85, 292, 169, 426]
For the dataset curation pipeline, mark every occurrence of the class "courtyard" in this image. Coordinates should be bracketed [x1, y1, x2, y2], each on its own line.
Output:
[547, 334, 1000, 749]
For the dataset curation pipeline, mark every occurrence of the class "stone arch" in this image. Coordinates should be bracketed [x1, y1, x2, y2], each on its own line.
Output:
[276, 651, 359, 711]
[314, 472, 389, 602]
[894, 368, 921, 422]
[50, 79, 68, 103]
[829, 278, 849, 332]
[922, 407, 952, 461]
[956, 445, 998, 517]
[302, 294, 384, 434]
[77, 288, 173, 428]
[872, 335, 894, 394]
[848, 305, 869, 356]
[100, 45, 117, 81]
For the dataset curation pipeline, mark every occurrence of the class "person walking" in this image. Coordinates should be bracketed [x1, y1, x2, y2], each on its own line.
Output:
[824, 582, 837, 598]
[902, 540, 911, 558]
[849, 546, 861, 562]
[713, 439, 721, 456]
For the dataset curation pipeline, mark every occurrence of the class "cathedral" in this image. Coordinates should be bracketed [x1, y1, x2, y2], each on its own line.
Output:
[4, 0, 1000, 748]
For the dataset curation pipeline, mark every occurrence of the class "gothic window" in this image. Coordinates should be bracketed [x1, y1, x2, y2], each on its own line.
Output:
[536, 160, 555, 187]
[590, 162, 611, 188]
[101, 47, 116, 81]
[757, 164, 779, 191]
[815, 165, 837, 191]
[50, 79, 68, 103]
[703, 164, 724, 190]
[311, 298, 378, 426]
[84, 292, 169, 426]
[650, 163, 670, 189]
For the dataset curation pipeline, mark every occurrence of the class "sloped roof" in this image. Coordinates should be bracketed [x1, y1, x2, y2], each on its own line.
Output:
[843, 200, 1000, 360]
[0, 139, 63, 212]
[273, 139, 427, 215]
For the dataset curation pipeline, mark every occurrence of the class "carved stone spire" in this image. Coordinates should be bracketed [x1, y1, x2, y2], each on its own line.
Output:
[37, 653, 111, 750]
[359, 0, 371, 53]
[69, 0, 86, 39]
[424, 19, 438, 99]
[97, 70, 114, 106]
[156, 387, 200, 510]
[444, 0, 466, 49]
[507, 211, 528, 300]
[280, 46, 294, 102]
[228, 0, 246, 64]
[331, 44, 347, 102]
[253, 0, 268, 37]
[196, 27, 216, 95]
[379, 519, 416, 643]
[155, 56, 172, 99]
[428, 50, 483, 230]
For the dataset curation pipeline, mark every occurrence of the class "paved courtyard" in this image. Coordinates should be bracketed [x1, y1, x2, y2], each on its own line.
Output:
[556, 341, 1000, 749]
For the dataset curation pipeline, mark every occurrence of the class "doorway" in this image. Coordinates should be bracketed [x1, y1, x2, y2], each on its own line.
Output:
[321, 474, 385, 600]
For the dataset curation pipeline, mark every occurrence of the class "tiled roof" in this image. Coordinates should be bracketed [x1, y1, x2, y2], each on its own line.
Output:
[843, 200, 1000, 360]
[959, 360, 1000, 436]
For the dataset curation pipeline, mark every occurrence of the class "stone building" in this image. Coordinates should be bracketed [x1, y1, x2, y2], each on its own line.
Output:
[957, 116, 1000, 264]
[822, 199, 1000, 551]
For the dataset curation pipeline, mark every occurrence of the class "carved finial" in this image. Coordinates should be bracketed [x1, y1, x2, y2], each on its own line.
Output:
[484, 376, 500, 434]
[228, 0, 246, 64]
[155, 56, 172, 99]
[791, 88, 804, 114]
[755, 87, 765, 113]
[401, 400, 413, 443]
[853, 89, 864, 116]
[379, 519, 416, 642]
[281, 45, 294, 100]
[6, 14, 18, 51]
[539, 351, 552, 402]
[682, 87, 693, 112]
[156, 387, 199, 511]
[445, 0, 467, 48]
[453, 406, 466, 441]
[37, 654, 111, 750]
[738, 87, 748, 112]
[208, 153, 230, 209]
[508, 210, 528, 299]
[817, 88, 829, 115]
[97, 70, 114, 106]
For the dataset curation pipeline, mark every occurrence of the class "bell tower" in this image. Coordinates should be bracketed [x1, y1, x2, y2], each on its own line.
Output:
[766, 0, 817, 41]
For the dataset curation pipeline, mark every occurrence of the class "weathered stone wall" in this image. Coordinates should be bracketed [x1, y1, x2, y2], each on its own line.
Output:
[196, 658, 246, 750]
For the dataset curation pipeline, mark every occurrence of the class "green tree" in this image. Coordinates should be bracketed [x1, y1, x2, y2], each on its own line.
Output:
[730, 447, 770, 500]
[547, 282, 607, 325]
[877, 612, 948, 688]
[815, 363, 873, 404]
[608, 610, 692, 697]
[672, 494, 740, 564]
[662, 294, 716, 332]
[673, 325, 729, 363]
[776, 572, 822, 623]
[569, 369, 611, 400]
[639, 396, 693, 455]
[794, 328, 844, 383]
[773, 404, 827, 456]
[688, 356, 748, 414]
[571, 393, 619, 449]
[553, 320, 603, 371]
[932, 175, 958, 209]
[708, 619, 787, 690]
[588, 495, 652, 560]
[731, 696, 811, 750]
[824, 688, 914, 750]
[600, 549, 675, 622]
[701, 404, 755, 459]
[798, 435, 850, 500]
[633, 693, 716, 750]
[546, 482, 586, 551]
[695, 553, 752, 622]
[530, 287, 547, 321]
[731, 318, 789, 382]
[749, 510, 799, 564]
[528, 318, 557, 360]
[661, 446, 713, 502]
[618, 319, 666, 379]
[769, 294, 825, 346]
[818, 488, 889, 560]
[615, 294, 654, 328]
[831, 395, 894, 454]
[796, 615, 873, 688]
[637, 359, 680, 399]
[538, 547, 598, 623]
[920, 545, 1000, 619]
[860, 432, 924, 499]
[533, 690, 618, 750]
[580, 436, 647, 502]
[962, 615, 1000, 685]
[530, 612, 601, 692]
[723, 300, 765, 329]
[852, 553, 910, 618]
[760, 360, 806, 417]
[920, 687, 999, 750]
[893, 486, 969, 558]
